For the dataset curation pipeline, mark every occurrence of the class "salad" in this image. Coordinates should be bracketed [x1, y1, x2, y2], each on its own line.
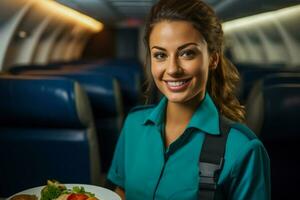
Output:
[40, 180, 99, 200]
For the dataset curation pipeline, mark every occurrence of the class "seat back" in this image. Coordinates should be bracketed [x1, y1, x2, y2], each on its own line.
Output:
[246, 73, 300, 134]
[84, 64, 143, 113]
[18, 71, 124, 119]
[0, 75, 101, 197]
[12, 70, 124, 172]
[246, 77, 300, 199]
[236, 63, 300, 102]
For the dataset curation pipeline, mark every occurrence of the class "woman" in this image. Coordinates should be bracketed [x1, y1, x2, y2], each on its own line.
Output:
[107, 0, 271, 199]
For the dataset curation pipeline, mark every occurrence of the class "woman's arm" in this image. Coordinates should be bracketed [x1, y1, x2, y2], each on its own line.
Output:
[107, 129, 126, 199]
[115, 187, 125, 200]
[228, 139, 271, 200]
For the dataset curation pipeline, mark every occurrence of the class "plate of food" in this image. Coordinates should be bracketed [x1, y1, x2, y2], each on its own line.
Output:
[8, 180, 121, 200]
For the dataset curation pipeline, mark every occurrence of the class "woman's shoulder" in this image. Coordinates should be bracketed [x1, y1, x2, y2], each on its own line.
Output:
[220, 123, 270, 199]
[129, 104, 156, 113]
[123, 104, 156, 125]
[227, 122, 264, 150]
[120, 105, 157, 139]
[228, 122, 258, 142]
[226, 122, 268, 165]
[128, 104, 155, 117]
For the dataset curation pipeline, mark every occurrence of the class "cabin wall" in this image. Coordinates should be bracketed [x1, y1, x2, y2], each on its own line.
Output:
[224, 5, 300, 67]
[115, 28, 139, 59]
[0, 0, 96, 71]
[82, 26, 116, 59]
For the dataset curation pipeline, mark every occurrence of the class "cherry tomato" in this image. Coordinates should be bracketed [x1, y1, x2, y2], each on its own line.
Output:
[67, 194, 89, 200]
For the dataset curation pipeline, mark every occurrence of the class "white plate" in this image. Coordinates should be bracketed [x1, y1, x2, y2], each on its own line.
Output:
[8, 184, 121, 200]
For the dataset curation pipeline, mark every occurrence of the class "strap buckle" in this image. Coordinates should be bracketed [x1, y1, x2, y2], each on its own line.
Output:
[199, 158, 224, 191]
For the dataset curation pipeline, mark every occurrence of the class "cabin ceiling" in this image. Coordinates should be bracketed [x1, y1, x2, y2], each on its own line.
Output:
[56, 0, 300, 26]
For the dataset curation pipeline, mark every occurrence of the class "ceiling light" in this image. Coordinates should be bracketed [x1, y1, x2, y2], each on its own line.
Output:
[33, 0, 104, 32]
[223, 4, 300, 32]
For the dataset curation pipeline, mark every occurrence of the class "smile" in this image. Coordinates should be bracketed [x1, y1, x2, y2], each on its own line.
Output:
[164, 78, 192, 91]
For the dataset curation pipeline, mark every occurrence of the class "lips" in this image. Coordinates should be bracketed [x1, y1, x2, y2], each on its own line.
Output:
[164, 78, 192, 92]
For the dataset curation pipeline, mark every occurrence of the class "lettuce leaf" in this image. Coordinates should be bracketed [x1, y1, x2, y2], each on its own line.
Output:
[40, 184, 63, 200]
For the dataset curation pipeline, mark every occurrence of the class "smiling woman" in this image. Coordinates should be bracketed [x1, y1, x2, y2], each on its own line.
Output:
[149, 20, 218, 146]
[106, 0, 271, 199]
[149, 21, 214, 105]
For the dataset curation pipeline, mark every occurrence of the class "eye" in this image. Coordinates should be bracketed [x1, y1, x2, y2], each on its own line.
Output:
[153, 52, 167, 61]
[179, 49, 196, 59]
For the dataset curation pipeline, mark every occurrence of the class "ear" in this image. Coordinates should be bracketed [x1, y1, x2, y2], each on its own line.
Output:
[209, 52, 219, 70]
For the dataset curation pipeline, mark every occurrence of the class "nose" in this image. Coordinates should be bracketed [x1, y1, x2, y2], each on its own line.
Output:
[166, 56, 183, 76]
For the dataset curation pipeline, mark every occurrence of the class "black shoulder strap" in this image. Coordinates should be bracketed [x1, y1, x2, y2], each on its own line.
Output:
[198, 116, 233, 200]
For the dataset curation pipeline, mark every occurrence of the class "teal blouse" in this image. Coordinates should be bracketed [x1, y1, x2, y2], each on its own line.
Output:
[107, 93, 271, 200]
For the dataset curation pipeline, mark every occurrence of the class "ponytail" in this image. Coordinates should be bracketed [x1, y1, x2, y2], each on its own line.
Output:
[207, 55, 245, 122]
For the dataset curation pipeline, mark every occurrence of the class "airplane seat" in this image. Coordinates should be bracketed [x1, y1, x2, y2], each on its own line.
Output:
[83, 63, 143, 113]
[8, 64, 63, 74]
[55, 73, 124, 172]
[8, 59, 144, 114]
[15, 71, 124, 119]
[7, 70, 124, 173]
[246, 72, 300, 133]
[7, 59, 99, 75]
[0, 75, 102, 197]
[236, 63, 300, 102]
[245, 79, 300, 199]
[235, 62, 285, 72]
[45, 59, 99, 67]
[259, 72, 300, 85]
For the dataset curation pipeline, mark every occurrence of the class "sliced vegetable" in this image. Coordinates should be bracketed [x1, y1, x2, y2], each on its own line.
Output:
[40, 180, 98, 200]
[40, 184, 64, 200]
[67, 194, 89, 200]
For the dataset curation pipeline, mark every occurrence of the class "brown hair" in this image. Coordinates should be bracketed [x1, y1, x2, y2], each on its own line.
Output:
[143, 0, 245, 122]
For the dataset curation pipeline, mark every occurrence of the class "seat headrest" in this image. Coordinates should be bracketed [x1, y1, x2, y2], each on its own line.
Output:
[238, 68, 300, 101]
[85, 65, 141, 106]
[0, 75, 93, 128]
[264, 85, 300, 136]
[262, 72, 300, 85]
[59, 73, 122, 118]
[246, 83, 300, 137]
[11, 71, 123, 117]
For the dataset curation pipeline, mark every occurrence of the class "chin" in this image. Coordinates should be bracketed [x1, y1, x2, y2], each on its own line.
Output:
[165, 94, 189, 103]
[165, 90, 205, 104]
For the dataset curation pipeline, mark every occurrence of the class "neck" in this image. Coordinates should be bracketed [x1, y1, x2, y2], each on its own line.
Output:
[166, 93, 205, 126]
[163, 93, 205, 147]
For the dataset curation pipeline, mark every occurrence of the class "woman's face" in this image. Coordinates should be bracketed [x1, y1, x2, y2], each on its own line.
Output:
[149, 20, 218, 104]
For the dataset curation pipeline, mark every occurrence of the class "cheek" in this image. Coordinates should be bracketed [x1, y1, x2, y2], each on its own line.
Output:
[188, 61, 206, 75]
[197, 69, 209, 84]
[189, 64, 209, 85]
[151, 63, 163, 80]
[150, 65, 156, 79]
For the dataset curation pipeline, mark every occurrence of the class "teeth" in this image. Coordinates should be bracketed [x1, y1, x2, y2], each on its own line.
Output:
[167, 80, 187, 87]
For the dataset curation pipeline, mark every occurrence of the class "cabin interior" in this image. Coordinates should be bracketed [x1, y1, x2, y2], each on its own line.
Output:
[0, 0, 300, 199]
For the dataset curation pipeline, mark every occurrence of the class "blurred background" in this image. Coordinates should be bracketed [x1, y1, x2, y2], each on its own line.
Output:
[0, 0, 299, 199]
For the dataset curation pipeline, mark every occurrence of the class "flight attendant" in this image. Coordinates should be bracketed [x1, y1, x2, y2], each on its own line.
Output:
[107, 0, 271, 199]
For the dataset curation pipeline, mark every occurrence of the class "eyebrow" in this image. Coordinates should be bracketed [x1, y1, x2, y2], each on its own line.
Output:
[151, 42, 199, 51]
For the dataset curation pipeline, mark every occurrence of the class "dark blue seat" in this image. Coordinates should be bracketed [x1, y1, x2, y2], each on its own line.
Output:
[7, 60, 142, 171]
[257, 72, 300, 86]
[245, 77, 300, 199]
[0, 75, 101, 197]
[83, 62, 143, 113]
[9, 59, 143, 114]
[8, 70, 124, 172]
[44, 72, 123, 172]
[20, 71, 124, 119]
[234, 62, 300, 102]
[8, 64, 63, 74]
[8, 59, 100, 75]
